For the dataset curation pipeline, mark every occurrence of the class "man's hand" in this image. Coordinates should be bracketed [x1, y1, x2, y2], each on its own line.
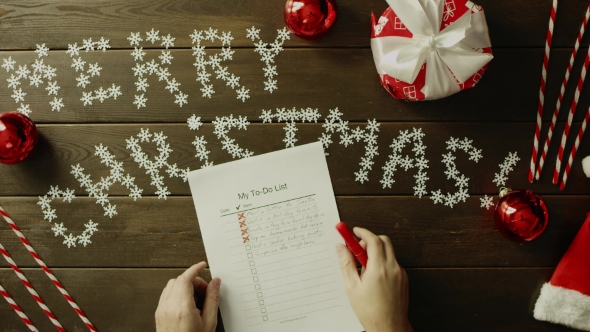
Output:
[155, 262, 221, 332]
[337, 227, 412, 332]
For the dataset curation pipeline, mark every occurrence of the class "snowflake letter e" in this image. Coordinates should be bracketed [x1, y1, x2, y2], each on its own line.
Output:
[67, 37, 122, 107]
[381, 128, 429, 197]
[430, 137, 482, 208]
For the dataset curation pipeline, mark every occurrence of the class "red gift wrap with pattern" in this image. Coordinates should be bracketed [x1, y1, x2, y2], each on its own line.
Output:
[371, 0, 493, 101]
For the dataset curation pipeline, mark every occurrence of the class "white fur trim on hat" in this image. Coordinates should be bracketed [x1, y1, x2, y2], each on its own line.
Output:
[582, 156, 590, 178]
[534, 283, 590, 331]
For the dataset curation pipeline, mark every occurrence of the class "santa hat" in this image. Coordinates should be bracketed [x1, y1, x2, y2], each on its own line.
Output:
[533, 213, 590, 330]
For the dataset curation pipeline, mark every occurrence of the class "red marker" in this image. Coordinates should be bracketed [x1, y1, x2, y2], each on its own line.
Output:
[335, 222, 368, 268]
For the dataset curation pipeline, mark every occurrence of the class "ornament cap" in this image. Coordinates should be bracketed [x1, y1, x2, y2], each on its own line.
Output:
[499, 187, 512, 198]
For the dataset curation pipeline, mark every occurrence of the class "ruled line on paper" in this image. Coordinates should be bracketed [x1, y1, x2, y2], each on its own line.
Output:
[227, 225, 325, 244]
[236, 258, 331, 279]
[221, 202, 319, 227]
[239, 242, 328, 260]
[246, 297, 340, 319]
[220, 194, 316, 217]
[240, 282, 337, 303]
[238, 266, 333, 287]
[243, 289, 339, 311]
[239, 273, 335, 296]
[223, 208, 320, 233]
[234, 256, 330, 274]
[247, 305, 343, 327]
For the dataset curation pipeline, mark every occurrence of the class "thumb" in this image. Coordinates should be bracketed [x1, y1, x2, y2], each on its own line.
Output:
[202, 278, 221, 330]
[336, 244, 360, 288]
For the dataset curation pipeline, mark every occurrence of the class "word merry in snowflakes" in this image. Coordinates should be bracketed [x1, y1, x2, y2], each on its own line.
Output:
[2, 27, 290, 115]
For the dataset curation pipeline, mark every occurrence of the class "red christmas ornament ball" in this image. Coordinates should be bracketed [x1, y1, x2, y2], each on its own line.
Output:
[0, 112, 38, 164]
[494, 189, 549, 242]
[284, 0, 338, 40]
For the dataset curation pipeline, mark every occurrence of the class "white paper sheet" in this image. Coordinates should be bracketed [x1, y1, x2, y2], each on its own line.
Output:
[188, 142, 363, 332]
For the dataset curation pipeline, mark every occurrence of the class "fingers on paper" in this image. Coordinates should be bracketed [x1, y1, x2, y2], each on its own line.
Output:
[203, 278, 222, 329]
[336, 244, 360, 287]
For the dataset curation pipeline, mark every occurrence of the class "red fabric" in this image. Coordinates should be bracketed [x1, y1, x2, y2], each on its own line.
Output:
[550, 213, 590, 296]
[371, 0, 492, 101]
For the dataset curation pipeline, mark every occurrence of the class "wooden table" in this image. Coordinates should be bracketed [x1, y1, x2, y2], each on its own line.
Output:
[0, 0, 588, 331]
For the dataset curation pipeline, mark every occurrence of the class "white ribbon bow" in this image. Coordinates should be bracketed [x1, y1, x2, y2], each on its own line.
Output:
[371, 0, 493, 100]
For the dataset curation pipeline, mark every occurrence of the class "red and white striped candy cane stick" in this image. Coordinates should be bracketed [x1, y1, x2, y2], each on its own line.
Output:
[0, 205, 97, 332]
[536, 4, 590, 180]
[553, 41, 590, 185]
[0, 243, 64, 331]
[0, 283, 39, 331]
[560, 106, 590, 189]
[528, 0, 559, 183]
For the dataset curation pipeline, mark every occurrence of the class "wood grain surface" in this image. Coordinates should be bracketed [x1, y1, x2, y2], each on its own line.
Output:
[0, 123, 588, 196]
[0, 268, 574, 332]
[0, 196, 586, 268]
[0, 0, 588, 49]
[1, 0, 588, 331]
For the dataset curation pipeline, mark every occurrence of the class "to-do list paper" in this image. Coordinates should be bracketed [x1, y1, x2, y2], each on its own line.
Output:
[188, 142, 363, 332]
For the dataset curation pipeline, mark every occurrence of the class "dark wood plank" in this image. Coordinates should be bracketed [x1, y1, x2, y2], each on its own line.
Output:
[0, 0, 588, 49]
[0, 196, 585, 268]
[1, 48, 589, 123]
[0, 123, 588, 196]
[0, 268, 573, 331]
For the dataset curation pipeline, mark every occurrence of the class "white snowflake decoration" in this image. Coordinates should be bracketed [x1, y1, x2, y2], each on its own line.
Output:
[2, 56, 16, 72]
[211, 115, 253, 159]
[38, 185, 101, 248]
[191, 28, 250, 101]
[126, 128, 193, 197]
[261, 107, 380, 184]
[481, 151, 520, 210]
[260, 107, 322, 148]
[44, 143, 151, 248]
[5, 54, 63, 115]
[493, 152, 520, 187]
[381, 128, 429, 196]
[429, 137, 481, 208]
[250, 27, 291, 94]
[480, 195, 494, 210]
[67, 37, 120, 107]
[128, 30, 187, 109]
[35, 44, 50, 58]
